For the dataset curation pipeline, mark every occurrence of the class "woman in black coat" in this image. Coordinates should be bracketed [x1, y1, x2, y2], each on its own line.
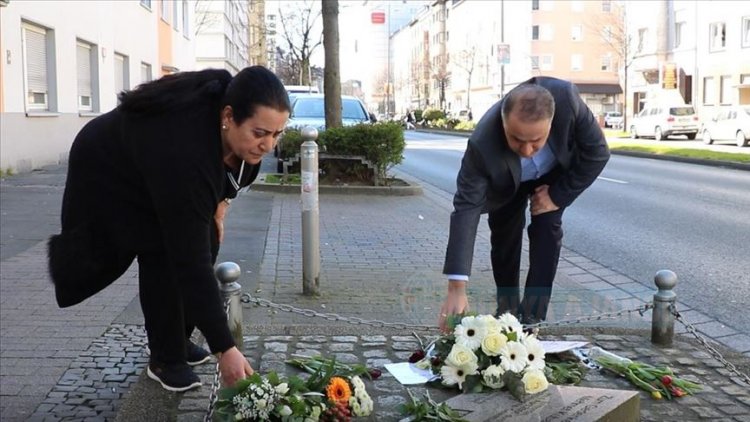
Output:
[48, 66, 290, 391]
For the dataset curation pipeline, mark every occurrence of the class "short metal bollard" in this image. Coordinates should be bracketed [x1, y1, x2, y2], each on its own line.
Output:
[651, 269, 678, 346]
[215, 262, 243, 352]
[300, 126, 320, 296]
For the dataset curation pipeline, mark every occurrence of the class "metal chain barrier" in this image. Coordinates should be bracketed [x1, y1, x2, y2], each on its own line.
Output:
[240, 293, 439, 332]
[669, 305, 750, 385]
[527, 303, 654, 329]
[205, 299, 231, 422]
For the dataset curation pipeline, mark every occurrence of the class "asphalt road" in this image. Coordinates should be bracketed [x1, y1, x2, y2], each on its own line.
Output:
[396, 130, 750, 335]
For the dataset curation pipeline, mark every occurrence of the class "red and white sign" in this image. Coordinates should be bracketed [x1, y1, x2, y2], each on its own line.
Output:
[371, 11, 385, 24]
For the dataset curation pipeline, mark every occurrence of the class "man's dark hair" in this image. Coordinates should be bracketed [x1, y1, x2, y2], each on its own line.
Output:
[118, 66, 290, 125]
[501, 83, 555, 123]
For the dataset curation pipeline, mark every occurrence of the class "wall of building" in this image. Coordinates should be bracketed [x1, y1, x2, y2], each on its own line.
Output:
[0, 0, 194, 173]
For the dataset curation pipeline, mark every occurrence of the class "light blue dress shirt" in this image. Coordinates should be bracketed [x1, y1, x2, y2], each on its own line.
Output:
[520, 143, 556, 182]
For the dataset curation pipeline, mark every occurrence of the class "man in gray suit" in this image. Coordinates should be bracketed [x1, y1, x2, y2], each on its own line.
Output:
[438, 77, 610, 331]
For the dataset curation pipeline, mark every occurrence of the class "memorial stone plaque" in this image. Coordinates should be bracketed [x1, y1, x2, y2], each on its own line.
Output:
[401, 385, 639, 422]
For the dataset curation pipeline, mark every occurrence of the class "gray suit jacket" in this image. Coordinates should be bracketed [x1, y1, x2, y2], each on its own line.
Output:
[443, 76, 610, 276]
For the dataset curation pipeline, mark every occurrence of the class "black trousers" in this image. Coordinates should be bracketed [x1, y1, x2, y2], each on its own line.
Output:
[488, 171, 564, 322]
[137, 222, 220, 364]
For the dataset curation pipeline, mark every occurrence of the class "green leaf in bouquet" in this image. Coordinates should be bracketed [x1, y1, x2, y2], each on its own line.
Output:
[544, 361, 588, 385]
[461, 374, 484, 394]
[502, 371, 527, 402]
[217, 376, 253, 400]
[505, 331, 518, 342]
[267, 371, 281, 385]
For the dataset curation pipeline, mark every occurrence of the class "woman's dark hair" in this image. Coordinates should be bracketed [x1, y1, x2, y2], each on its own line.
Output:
[221, 66, 290, 125]
[118, 66, 290, 124]
[118, 68, 233, 114]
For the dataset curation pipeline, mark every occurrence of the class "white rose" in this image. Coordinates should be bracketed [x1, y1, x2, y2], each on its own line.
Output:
[481, 364, 506, 389]
[256, 399, 267, 409]
[481, 332, 508, 356]
[278, 405, 293, 416]
[522, 369, 549, 394]
[446, 343, 478, 367]
[275, 382, 290, 395]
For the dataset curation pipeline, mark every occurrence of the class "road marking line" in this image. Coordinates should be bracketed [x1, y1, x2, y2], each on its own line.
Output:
[597, 176, 628, 184]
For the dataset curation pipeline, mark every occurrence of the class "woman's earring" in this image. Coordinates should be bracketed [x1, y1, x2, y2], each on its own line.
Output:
[222, 124, 228, 130]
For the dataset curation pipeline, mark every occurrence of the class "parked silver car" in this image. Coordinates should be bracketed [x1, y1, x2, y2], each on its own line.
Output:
[287, 94, 375, 131]
[701, 106, 750, 147]
[630, 104, 700, 141]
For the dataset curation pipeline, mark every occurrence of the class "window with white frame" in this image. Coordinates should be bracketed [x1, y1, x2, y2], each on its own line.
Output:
[141, 62, 152, 83]
[76, 41, 94, 111]
[540, 24, 553, 41]
[703, 77, 715, 105]
[674, 21, 686, 48]
[637, 28, 648, 52]
[22, 22, 50, 111]
[182, 0, 190, 37]
[602, 0, 612, 12]
[742, 16, 750, 48]
[720, 75, 732, 104]
[571, 54, 583, 71]
[601, 55, 612, 71]
[161, 0, 170, 24]
[140, 0, 151, 9]
[114, 53, 129, 103]
[531, 0, 539, 10]
[709, 22, 726, 51]
[173, 0, 179, 30]
[541, 54, 553, 70]
[602, 25, 612, 43]
[532, 25, 539, 40]
[531, 55, 539, 70]
[572, 25, 583, 41]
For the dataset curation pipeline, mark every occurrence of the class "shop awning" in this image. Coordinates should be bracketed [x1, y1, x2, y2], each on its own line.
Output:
[575, 83, 623, 95]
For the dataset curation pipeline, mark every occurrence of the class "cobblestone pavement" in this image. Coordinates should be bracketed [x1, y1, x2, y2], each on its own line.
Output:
[171, 330, 750, 422]
[2, 163, 750, 421]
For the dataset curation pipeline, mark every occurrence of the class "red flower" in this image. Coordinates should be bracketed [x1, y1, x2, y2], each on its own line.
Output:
[661, 375, 672, 386]
[368, 368, 382, 380]
[408, 350, 426, 363]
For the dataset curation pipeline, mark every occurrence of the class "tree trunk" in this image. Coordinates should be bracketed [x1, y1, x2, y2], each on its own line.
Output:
[322, 0, 342, 128]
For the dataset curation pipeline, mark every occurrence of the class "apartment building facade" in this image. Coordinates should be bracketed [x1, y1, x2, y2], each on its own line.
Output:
[194, 0, 249, 73]
[529, 0, 624, 117]
[626, 0, 750, 120]
[0, 0, 194, 173]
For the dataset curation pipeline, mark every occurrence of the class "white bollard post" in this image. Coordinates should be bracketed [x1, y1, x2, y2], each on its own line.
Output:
[216, 262, 243, 352]
[300, 126, 320, 296]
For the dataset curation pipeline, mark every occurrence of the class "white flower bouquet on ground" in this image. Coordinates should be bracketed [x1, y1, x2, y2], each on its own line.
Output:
[412, 313, 549, 401]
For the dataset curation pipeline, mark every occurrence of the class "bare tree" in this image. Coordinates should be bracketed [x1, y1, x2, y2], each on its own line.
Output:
[429, 57, 450, 111]
[277, 0, 323, 85]
[194, 0, 221, 36]
[454, 45, 477, 110]
[275, 47, 301, 84]
[587, 4, 634, 128]
[322, 0, 341, 128]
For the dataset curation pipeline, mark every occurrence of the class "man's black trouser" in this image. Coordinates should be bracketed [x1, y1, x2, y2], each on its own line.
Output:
[488, 171, 564, 323]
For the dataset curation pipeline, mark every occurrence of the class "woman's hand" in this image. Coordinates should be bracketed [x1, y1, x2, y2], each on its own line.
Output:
[214, 199, 231, 243]
[218, 346, 254, 387]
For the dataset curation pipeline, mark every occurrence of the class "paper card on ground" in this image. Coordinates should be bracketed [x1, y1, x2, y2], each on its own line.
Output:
[540, 340, 589, 354]
[385, 362, 438, 385]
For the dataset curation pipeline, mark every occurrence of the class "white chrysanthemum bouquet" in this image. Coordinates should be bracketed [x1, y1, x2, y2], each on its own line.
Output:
[412, 313, 549, 400]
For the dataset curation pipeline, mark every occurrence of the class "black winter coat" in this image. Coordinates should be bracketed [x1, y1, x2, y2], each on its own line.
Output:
[48, 76, 258, 353]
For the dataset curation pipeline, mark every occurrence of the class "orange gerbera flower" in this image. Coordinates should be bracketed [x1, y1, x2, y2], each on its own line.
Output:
[325, 376, 352, 403]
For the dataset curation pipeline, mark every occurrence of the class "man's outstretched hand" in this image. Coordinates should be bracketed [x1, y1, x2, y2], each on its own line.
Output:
[218, 346, 253, 387]
[438, 280, 469, 333]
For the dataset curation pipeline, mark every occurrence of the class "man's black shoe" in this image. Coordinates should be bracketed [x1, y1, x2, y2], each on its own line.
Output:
[147, 361, 202, 392]
[186, 341, 212, 366]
